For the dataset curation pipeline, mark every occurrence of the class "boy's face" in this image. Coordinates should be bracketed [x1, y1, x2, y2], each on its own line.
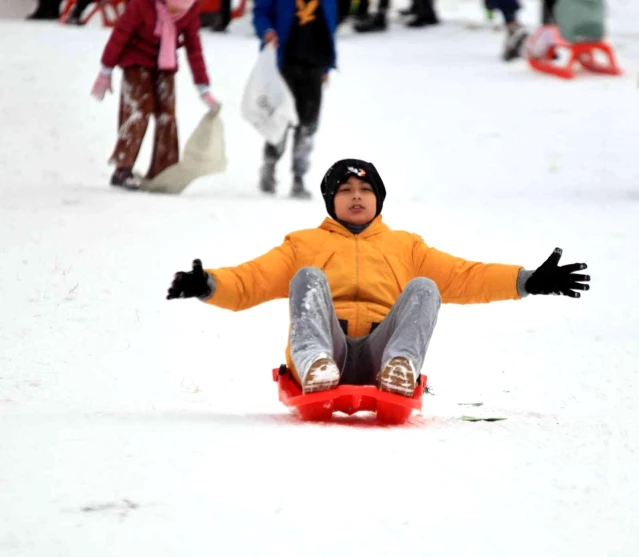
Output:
[333, 176, 377, 225]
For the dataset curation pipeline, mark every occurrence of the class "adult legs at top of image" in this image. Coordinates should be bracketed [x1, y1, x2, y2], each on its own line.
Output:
[109, 67, 179, 190]
[404, 0, 439, 27]
[64, 0, 92, 24]
[494, 0, 529, 61]
[542, 0, 557, 24]
[27, 0, 60, 19]
[260, 67, 324, 199]
[288, 267, 441, 396]
[353, 0, 390, 32]
[200, 0, 232, 32]
[352, 0, 439, 31]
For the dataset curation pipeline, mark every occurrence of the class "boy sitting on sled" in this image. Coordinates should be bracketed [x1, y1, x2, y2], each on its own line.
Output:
[166, 159, 590, 396]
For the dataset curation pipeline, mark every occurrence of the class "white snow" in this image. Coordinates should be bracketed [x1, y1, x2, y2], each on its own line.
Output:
[1, 2, 639, 556]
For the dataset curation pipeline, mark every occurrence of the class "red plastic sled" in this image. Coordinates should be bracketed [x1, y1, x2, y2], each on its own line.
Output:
[272, 365, 427, 425]
[527, 25, 621, 80]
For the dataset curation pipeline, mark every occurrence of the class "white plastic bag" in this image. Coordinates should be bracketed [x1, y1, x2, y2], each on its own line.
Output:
[143, 107, 227, 194]
[240, 44, 299, 145]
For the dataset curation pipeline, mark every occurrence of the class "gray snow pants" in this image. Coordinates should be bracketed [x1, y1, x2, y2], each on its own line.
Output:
[289, 267, 441, 385]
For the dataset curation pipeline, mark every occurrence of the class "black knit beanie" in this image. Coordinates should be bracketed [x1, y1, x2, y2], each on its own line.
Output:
[320, 159, 386, 220]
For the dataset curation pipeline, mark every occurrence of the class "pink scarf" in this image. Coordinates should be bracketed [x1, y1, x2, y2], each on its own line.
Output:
[155, 0, 196, 70]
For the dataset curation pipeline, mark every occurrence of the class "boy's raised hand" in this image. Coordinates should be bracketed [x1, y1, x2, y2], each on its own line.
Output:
[525, 248, 591, 298]
[166, 259, 212, 300]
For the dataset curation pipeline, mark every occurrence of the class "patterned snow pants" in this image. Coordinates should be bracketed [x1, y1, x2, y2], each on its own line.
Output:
[109, 67, 178, 180]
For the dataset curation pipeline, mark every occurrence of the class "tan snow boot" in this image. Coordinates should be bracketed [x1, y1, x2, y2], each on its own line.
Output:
[302, 356, 340, 394]
[378, 357, 417, 397]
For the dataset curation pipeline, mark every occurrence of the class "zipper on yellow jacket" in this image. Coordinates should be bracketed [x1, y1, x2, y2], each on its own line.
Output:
[355, 235, 360, 334]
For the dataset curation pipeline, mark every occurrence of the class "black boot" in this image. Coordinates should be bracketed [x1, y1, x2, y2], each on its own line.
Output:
[406, 0, 439, 27]
[110, 168, 142, 191]
[259, 161, 276, 193]
[27, 0, 59, 20]
[291, 176, 312, 199]
[406, 14, 439, 27]
[354, 12, 387, 32]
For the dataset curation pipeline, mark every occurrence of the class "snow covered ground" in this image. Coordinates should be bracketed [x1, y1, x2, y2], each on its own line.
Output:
[1, 3, 638, 556]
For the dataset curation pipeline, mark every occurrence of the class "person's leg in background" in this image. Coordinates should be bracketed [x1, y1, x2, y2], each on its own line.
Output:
[66, 0, 93, 24]
[355, 0, 370, 22]
[109, 67, 155, 189]
[259, 136, 288, 194]
[354, 0, 389, 32]
[542, 0, 557, 24]
[213, 0, 232, 31]
[27, 0, 60, 20]
[147, 70, 179, 180]
[283, 66, 324, 199]
[495, 0, 529, 61]
[337, 0, 352, 24]
[405, 0, 439, 28]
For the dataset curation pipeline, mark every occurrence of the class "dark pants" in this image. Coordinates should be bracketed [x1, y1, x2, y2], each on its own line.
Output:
[338, 0, 352, 23]
[493, 0, 520, 23]
[264, 65, 324, 177]
[414, 0, 437, 19]
[70, 0, 92, 19]
[542, 0, 557, 24]
[110, 67, 178, 179]
[200, 0, 231, 31]
[28, 0, 60, 19]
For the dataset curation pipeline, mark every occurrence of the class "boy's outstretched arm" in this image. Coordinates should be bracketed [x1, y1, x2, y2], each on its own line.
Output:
[167, 238, 297, 311]
[413, 238, 589, 304]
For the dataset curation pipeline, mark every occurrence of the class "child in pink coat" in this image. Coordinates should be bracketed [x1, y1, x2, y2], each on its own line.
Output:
[91, 0, 219, 189]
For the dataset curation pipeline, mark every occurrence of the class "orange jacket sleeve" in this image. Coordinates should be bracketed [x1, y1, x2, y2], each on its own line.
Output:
[202, 236, 297, 311]
[412, 235, 521, 304]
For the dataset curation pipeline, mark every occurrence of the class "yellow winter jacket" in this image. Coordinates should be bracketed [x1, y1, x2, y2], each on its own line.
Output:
[204, 216, 521, 368]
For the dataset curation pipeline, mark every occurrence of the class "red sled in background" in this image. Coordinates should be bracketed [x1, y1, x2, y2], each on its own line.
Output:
[59, 0, 247, 27]
[526, 25, 621, 80]
[199, 0, 247, 21]
[272, 365, 427, 425]
[59, 0, 127, 27]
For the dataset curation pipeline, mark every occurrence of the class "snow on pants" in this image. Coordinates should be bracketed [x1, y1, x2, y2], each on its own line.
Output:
[109, 67, 179, 179]
[263, 65, 324, 177]
[289, 267, 441, 386]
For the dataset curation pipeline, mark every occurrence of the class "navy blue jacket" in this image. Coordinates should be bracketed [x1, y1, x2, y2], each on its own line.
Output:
[253, 0, 337, 70]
